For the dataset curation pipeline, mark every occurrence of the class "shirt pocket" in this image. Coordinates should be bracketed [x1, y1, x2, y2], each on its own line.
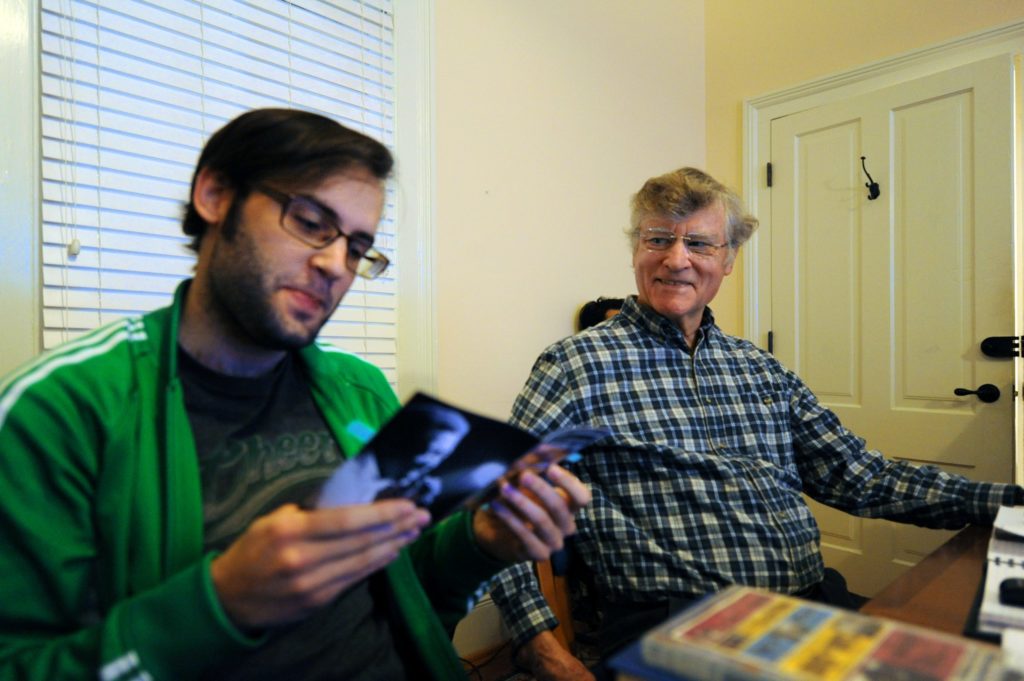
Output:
[714, 382, 795, 471]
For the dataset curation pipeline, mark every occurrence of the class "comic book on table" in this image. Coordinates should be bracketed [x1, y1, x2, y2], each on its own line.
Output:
[317, 392, 609, 521]
[634, 585, 1021, 681]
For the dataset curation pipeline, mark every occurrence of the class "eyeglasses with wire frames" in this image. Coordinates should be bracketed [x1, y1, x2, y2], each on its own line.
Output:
[637, 228, 731, 258]
[256, 185, 390, 280]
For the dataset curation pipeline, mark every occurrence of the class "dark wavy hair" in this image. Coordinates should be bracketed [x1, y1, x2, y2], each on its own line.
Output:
[181, 108, 394, 252]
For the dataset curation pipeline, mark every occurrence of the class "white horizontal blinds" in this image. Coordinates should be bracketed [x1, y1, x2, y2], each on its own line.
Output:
[294, 0, 397, 378]
[40, 0, 197, 351]
[40, 0, 398, 381]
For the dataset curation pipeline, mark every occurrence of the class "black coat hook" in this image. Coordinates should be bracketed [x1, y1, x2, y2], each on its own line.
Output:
[860, 156, 880, 200]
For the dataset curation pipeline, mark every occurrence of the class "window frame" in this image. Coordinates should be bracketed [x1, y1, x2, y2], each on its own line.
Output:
[0, 0, 42, 377]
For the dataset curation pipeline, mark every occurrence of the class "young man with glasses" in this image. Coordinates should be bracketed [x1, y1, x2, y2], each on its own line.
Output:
[0, 109, 590, 681]
[488, 167, 1024, 681]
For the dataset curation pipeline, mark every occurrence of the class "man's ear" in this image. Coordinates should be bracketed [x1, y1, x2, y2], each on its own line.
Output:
[723, 251, 736, 276]
[192, 167, 234, 226]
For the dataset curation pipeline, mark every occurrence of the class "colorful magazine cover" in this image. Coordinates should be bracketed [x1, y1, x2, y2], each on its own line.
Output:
[640, 586, 1019, 681]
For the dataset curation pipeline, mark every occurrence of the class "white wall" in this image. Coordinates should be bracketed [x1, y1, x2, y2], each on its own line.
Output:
[433, 0, 706, 420]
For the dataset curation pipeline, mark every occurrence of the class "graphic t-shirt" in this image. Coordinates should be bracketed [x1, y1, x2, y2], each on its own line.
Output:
[179, 348, 408, 681]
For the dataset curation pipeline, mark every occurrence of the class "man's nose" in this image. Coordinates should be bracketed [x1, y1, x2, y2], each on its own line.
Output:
[662, 238, 693, 268]
[311, 237, 350, 279]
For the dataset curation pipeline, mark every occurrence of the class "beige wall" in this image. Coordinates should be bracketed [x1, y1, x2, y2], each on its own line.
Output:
[705, 0, 1024, 336]
[433, 0, 706, 418]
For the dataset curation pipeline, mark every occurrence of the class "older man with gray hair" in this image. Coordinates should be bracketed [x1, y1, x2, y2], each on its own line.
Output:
[489, 167, 1023, 681]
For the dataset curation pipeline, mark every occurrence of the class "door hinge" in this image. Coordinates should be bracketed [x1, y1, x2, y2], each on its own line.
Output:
[767, 330, 774, 354]
[766, 162, 773, 187]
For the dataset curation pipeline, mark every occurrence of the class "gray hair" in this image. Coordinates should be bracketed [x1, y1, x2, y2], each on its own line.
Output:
[627, 167, 758, 263]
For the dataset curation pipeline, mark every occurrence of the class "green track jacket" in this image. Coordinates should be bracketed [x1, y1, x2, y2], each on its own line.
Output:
[0, 281, 504, 680]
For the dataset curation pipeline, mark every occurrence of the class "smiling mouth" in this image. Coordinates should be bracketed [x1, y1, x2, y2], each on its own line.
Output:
[655, 278, 693, 288]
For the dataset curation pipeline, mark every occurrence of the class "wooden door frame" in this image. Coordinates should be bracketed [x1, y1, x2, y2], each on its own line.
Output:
[742, 20, 1024, 485]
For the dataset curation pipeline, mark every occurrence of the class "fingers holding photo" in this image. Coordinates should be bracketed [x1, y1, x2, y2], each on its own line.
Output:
[210, 500, 431, 630]
[471, 464, 591, 563]
[543, 463, 592, 512]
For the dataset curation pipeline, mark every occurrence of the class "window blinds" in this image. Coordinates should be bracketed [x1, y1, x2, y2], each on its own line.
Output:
[40, 0, 398, 381]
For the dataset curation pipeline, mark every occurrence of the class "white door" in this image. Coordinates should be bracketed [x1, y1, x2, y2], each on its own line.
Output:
[769, 54, 1016, 596]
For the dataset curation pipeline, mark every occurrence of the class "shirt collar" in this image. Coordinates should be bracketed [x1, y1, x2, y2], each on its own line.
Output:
[619, 295, 717, 349]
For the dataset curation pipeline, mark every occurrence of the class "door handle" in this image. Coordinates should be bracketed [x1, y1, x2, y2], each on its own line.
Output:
[953, 384, 1001, 403]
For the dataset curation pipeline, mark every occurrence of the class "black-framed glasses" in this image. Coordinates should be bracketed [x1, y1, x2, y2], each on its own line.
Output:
[256, 185, 390, 280]
[638, 228, 730, 258]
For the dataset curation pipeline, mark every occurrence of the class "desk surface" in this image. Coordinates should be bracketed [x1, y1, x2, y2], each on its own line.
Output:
[859, 524, 989, 635]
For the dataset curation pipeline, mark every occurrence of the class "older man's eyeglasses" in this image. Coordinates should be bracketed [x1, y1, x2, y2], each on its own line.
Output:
[257, 185, 390, 280]
[639, 229, 730, 258]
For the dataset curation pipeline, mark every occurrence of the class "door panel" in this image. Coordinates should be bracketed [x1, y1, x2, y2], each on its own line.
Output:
[895, 92, 974, 404]
[798, 120, 863, 405]
[770, 55, 1015, 596]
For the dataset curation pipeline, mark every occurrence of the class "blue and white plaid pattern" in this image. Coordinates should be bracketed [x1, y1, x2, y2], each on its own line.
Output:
[490, 296, 1021, 647]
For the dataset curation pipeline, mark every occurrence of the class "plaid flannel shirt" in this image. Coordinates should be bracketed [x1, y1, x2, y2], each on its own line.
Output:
[489, 296, 1021, 647]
